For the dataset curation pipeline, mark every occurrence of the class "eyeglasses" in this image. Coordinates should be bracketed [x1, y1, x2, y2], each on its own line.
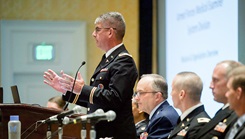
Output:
[134, 91, 157, 97]
[94, 27, 116, 33]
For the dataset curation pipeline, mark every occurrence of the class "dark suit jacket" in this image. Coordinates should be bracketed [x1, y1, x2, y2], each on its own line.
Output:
[63, 45, 138, 139]
[168, 105, 210, 139]
[195, 106, 238, 139]
[146, 101, 179, 139]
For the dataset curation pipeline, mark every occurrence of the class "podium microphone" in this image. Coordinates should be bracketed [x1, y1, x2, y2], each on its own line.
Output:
[63, 109, 116, 125]
[42, 105, 83, 123]
[63, 61, 86, 110]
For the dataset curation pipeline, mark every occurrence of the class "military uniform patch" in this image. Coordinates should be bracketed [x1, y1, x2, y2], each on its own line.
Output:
[214, 122, 227, 133]
[140, 132, 148, 139]
[98, 84, 104, 89]
[177, 129, 187, 136]
[197, 117, 210, 123]
[100, 68, 108, 72]
[118, 53, 132, 57]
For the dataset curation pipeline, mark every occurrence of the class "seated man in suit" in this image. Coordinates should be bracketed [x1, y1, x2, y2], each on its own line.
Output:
[168, 71, 210, 139]
[195, 60, 242, 139]
[225, 65, 245, 139]
[132, 96, 149, 139]
[134, 74, 179, 139]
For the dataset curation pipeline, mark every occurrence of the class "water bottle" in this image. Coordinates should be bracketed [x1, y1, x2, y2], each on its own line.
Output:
[8, 115, 21, 139]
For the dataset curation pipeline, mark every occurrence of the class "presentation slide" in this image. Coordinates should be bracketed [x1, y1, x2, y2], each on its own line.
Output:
[163, 0, 238, 117]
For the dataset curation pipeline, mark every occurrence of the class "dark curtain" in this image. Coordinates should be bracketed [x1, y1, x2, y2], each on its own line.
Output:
[139, 0, 153, 77]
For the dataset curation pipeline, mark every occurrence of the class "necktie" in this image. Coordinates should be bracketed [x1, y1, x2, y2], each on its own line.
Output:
[228, 122, 240, 139]
[99, 54, 106, 67]
[177, 117, 181, 124]
[146, 118, 151, 129]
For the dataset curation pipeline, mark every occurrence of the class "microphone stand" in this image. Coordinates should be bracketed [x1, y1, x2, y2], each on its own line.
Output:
[46, 123, 52, 139]
[88, 119, 97, 139]
[81, 123, 87, 139]
[58, 126, 63, 139]
[90, 124, 96, 139]
[58, 119, 63, 139]
[63, 61, 86, 110]
[45, 118, 63, 139]
[22, 120, 43, 139]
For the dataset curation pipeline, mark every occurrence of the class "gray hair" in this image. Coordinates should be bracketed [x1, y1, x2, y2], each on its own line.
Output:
[94, 12, 126, 40]
[140, 74, 168, 99]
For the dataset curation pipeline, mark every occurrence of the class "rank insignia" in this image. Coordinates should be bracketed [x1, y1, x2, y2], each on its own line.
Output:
[197, 117, 210, 123]
[119, 53, 132, 57]
[141, 126, 146, 130]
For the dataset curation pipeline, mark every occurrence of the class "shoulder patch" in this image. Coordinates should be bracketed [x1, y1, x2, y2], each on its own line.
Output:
[118, 53, 132, 57]
[197, 117, 210, 123]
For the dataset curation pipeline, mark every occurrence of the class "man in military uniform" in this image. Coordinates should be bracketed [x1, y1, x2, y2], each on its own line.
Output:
[132, 96, 149, 139]
[225, 65, 245, 139]
[168, 72, 210, 139]
[44, 12, 138, 139]
[195, 60, 242, 139]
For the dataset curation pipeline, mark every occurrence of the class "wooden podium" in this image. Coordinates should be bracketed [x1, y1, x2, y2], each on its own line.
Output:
[0, 104, 90, 139]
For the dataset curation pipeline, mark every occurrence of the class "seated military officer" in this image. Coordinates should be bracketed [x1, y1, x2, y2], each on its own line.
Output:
[134, 74, 179, 139]
[195, 60, 241, 139]
[47, 96, 67, 111]
[132, 96, 149, 139]
[168, 71, 210, 139]
[225, 65, 245, 139]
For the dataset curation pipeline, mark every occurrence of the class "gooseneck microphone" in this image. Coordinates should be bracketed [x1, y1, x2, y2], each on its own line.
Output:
[62, 109, 116, 125]
[63, 61, 86, 110]
[42, 105, 83, 123]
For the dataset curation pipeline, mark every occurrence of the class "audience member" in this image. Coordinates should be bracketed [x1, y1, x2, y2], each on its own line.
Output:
[132, 96, 149, 139]
[225, 65, 245, 139]
[47, 96, 67, 111]
[168, 71, 210, 139]
[195, 60, 242, 139]
[43, 12, 138, 139]
[134, 74, 179, 139]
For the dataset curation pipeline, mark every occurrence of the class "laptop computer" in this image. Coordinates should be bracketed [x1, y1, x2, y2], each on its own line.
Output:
[11, 85, 21, 103]
[0, 87, 3, 103]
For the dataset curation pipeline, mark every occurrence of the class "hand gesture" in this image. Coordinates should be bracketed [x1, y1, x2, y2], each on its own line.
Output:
[43, 69, 67, 94]
[59, 72, 85, 95]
